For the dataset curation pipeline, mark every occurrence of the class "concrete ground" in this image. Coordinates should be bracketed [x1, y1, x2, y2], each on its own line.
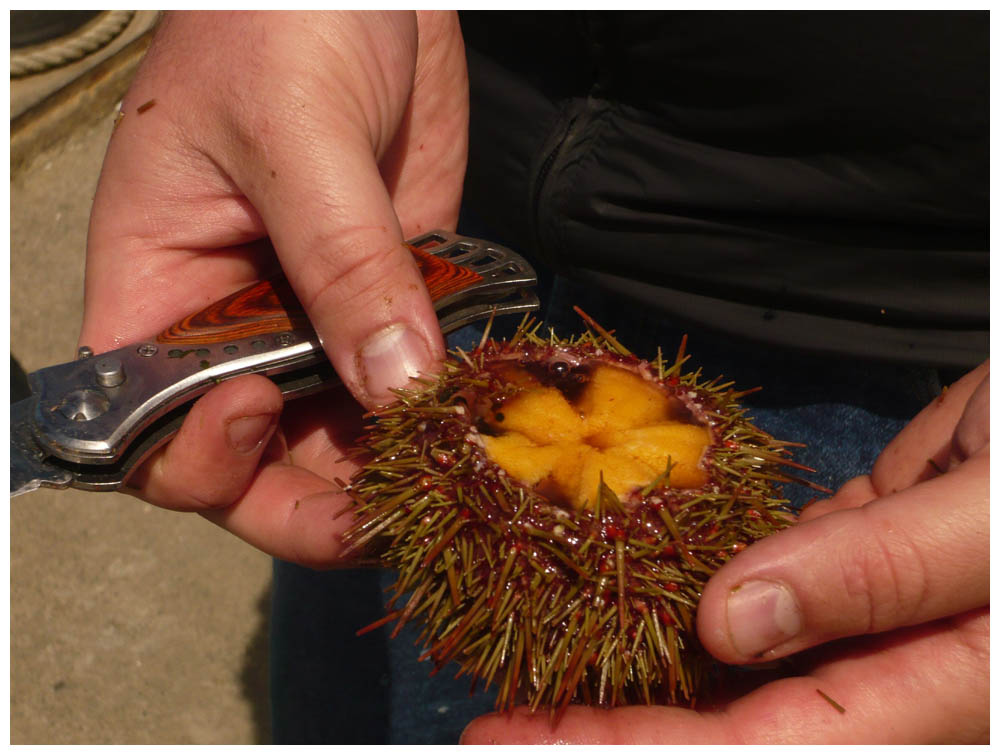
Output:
[10, 13, 273, 744]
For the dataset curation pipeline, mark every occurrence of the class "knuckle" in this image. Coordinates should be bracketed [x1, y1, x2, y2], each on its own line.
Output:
[949, 608, 989, 660]
[838, 474, 878, 505]
[952, 377, 990, 463]
[301, 230, 409, 314]
[839, 509, 929, 634]
[800, 475, 877, 522]
[187, 462, 260, 510]
[164, 464, 248, 511]
[188, 484, 241, 511]
[273, 466, 349, 560]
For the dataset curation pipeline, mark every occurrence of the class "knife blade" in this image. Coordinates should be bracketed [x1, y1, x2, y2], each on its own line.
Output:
[11, 231, 538, 497]
[11, 397, 74, 496]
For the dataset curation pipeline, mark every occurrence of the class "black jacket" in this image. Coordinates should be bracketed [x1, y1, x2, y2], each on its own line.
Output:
[460, 11, 988, 368]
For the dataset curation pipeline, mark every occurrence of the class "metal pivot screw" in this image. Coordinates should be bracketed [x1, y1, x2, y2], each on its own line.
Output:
[275, 333, 295, 347]
[95, 356, 126, 387]
[137, 343, 158, 357]
[77, 345, 94, 360]
[58, 389, 110, 421]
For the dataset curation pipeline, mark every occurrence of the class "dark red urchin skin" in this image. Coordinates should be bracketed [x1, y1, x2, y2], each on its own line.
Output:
[341, 330, 807, 714]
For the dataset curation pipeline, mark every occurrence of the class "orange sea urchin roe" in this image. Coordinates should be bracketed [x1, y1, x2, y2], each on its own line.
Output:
[481, 363, 711, 509]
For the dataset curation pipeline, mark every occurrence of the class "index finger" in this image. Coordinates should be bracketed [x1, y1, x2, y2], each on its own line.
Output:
[871, 360, 989, 495]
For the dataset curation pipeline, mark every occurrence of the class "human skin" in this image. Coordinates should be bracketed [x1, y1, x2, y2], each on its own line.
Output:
[80, 10, 468, 559]
[461, 363, 989, 744]
[81, 11, 988, 743]
[82, 10, 468, 406]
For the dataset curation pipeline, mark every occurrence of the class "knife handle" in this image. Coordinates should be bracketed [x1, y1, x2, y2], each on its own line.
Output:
[26, 231, 538, 473]
[157, 243, 484, 345]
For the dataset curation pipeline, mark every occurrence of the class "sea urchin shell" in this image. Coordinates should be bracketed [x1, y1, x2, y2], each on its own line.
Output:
[340, 316, 815, 714]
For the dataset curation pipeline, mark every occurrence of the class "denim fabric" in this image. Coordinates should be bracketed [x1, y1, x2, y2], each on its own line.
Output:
[269, 265, 943, 744]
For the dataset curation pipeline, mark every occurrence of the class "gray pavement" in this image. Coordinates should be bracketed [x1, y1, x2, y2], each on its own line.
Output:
[11, 17, 273, 744]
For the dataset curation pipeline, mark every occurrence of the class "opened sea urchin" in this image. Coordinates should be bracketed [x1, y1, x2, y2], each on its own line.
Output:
[340, 314, 818, 714]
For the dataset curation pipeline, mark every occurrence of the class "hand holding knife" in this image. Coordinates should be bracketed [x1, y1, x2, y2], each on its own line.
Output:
[11, 231, 538, 497]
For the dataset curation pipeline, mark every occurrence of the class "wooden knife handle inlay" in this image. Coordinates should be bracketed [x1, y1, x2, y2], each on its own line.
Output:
[156, 243, 484, 345]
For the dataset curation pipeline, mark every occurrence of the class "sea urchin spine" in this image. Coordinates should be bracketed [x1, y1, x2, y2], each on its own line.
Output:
[340, 315, 820, 715]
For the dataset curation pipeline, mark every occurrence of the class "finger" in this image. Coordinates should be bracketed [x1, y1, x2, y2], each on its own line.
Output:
[127, 375, 282, 511]
[124, 375, 283, 511]
[697, 451, 988, 664]
[797, 474, 878, 523]
[200, 385, 369, 567]
[199, 466, 357, 569]
[227, 130, 446, 408]
[128, 377, 366, 567]
[270, 385, 367, 477]
[717, 608, 990, 744]
[460, 608, 988, 744]
[204, 16, 446, 409]
[116, 369, 365, 568]
[871, 360, 989, 494]
[950, 371, 989, 467]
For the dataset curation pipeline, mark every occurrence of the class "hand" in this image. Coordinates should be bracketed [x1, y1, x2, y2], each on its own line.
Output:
[80, 10, 469, 564]
[462, 361, 989, 744]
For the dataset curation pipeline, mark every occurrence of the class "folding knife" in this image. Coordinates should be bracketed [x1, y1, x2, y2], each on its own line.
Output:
[11, 231, 538, 497]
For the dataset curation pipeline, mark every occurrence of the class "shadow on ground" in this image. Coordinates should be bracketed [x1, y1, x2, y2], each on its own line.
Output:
[240, 583, 274, 744]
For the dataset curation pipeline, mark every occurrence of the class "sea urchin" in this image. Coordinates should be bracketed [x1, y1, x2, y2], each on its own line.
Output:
[339, 313, 818, 715]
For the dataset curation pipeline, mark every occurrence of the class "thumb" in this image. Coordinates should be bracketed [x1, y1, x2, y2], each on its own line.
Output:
[208, 15, 446, 409]
[241, 138, 446, 408]
[696, 451, 989, 663]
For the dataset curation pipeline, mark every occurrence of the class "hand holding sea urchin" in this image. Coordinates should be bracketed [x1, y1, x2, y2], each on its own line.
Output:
[339, 312, 821, 715]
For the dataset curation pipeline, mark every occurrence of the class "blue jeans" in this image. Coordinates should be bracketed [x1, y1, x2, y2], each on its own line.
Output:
[269, 269, 944, 744]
